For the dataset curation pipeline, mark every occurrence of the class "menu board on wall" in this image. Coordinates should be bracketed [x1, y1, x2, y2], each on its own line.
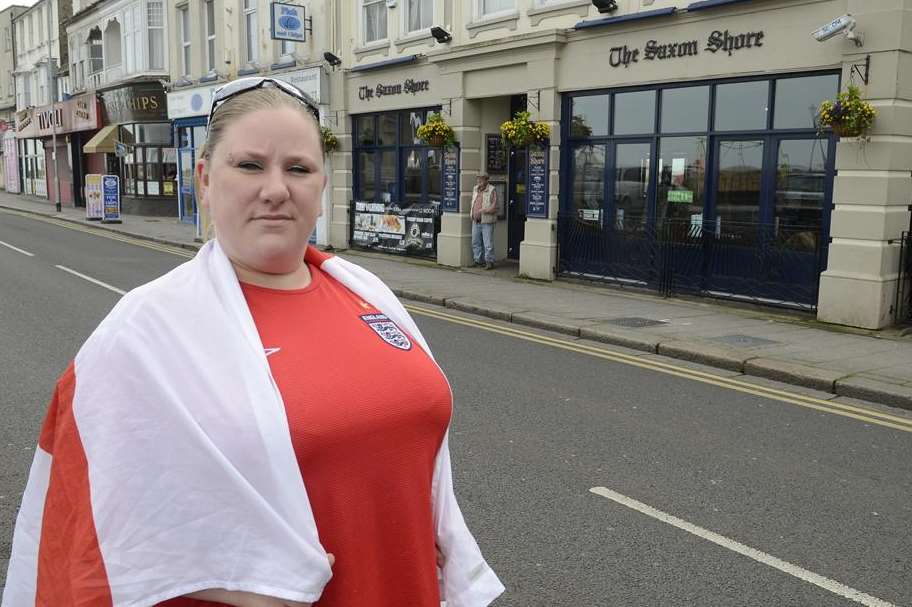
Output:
[527, 146, 549, 218]
[486, 134, 506, 174]
[442, 147, 459, 212]
[352, 201, 439, 255]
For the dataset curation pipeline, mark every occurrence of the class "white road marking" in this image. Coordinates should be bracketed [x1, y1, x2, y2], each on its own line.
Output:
[589, 486, 897, 607]
[0, 240, 35, 256]
[55, 265, 126, 295]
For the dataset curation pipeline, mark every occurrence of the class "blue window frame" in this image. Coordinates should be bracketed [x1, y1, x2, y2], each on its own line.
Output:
[351, 107, 444, 257]
[174, 117, 207, 226]
[559, 71, 840, 308]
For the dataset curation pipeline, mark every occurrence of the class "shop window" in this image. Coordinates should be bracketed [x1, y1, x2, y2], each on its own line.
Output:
[400, 110, 427, 145]
[356, 115, 376, 146]
[570, 144, 605, 222]
[715, 139, 765, 227]
[714, 81, 769, 131]
[121, 122, 176, 198]
[774, 74, 839, 130]
[655, 136, 707, 224]
[570, 95, 609, 138]
[405, 0, 433, 33]
[660, 86, 709, 134]
[774, 138, 829, 251]
[379, 150, 396, 200]
[362, 0, 387, 43]
[357, 151, 377, 201]
[379, 114, 398, 145]
[614, 90, 655, 136]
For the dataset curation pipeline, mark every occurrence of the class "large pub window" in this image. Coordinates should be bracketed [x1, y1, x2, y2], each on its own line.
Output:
[561, 71, 839, 308]
[351, 108, 442, 256]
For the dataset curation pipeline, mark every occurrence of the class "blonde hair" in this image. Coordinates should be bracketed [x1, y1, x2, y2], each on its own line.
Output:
[194, 86, 323, 239]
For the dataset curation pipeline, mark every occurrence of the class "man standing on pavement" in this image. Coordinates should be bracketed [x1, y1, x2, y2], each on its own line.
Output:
[471, 174, 498, 269]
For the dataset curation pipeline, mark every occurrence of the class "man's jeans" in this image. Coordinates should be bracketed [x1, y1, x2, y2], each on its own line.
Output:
[472, 221, 494, 264]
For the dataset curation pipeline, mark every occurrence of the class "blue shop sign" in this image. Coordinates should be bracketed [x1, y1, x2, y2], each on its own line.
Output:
[271, 2, 308, 42]
[102, 174, 122, 223]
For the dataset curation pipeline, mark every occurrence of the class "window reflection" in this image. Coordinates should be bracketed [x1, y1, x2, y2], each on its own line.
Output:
[774, 74, 839, 130]
[403, 149, 423, 203]
[660, 86, 709, 133]
[656, 137, 707, 224]
[614, 90, 655, 135]
[401, 111, 426, 145]
[356, 116, 375, 146]
[613, 143, 650, 232]
[775, 139, 828, 251]
[714, 81, 769, 131]
[571, 144, 605, 222]
[570, 95, 609, 138]
[357, 151, 376, 201]
[716, 139, 764, 230]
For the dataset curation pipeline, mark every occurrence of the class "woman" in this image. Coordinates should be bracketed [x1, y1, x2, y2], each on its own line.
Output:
[1, 78, 504, 607]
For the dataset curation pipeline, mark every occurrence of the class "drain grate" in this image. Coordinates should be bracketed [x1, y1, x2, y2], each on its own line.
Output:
[605, 317, 668, 328]
[710, 334, 781, 348]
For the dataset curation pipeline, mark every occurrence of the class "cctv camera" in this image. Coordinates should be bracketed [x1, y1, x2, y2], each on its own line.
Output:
[812, 14, 862, 46]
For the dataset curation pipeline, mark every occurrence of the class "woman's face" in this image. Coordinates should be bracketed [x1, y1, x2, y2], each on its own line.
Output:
[197, 106, 326, 275]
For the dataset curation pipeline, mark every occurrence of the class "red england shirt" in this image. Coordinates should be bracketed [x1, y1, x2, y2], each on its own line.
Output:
[159, 262, 451, 606]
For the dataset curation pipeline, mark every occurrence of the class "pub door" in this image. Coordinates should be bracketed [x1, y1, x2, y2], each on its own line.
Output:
[507, 146, 527, 260]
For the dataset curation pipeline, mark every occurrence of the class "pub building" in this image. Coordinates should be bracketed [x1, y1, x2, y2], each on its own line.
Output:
[331, 0, 910, 329]
[86, 81, 178, 216]
[14, 92, 103, 205]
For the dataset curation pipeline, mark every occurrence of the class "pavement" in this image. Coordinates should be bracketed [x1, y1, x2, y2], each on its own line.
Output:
[4, 191, 912, 411]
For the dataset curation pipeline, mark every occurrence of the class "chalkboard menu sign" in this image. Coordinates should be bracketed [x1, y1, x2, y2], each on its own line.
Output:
[527, 146, 549, 218]
[486, 134, 506, 174]
[442, 146, 459, 212]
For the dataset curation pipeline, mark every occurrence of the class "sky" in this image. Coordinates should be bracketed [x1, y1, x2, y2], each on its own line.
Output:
[0, 0, 38, 12]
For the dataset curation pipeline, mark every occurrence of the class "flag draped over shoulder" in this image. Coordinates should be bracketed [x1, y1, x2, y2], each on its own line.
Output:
[2, 240, 504, 607]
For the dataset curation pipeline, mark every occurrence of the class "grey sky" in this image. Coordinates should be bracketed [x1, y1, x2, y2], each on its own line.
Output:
[0, 0, 36, 13]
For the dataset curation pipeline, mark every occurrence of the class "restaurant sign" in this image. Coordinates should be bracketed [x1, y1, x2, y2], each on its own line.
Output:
[609, 29, 765, 69]
[358, 78, 430, 101]
[16, 95, 100, 138]
[102, 84, 167, 123]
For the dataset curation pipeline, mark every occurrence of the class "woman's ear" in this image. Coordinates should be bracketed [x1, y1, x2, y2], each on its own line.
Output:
[195, 157, 210, 209]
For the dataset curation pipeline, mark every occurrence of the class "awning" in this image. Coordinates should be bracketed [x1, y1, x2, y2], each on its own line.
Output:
[83, 125, 119, 154]
[350, 54, 418, 73]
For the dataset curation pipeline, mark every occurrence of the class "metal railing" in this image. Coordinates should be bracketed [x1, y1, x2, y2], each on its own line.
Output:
[558, 212, 824, 309]
[895, 231, 912, 323]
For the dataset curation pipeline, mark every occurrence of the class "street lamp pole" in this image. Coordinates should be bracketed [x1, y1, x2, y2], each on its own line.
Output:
[45, 0, 60, 213]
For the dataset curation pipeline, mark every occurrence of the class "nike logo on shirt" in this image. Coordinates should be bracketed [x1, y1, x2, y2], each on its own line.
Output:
[264, 347, 281, 357]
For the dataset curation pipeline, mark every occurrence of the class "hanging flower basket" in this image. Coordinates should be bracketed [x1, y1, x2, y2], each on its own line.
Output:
[417, 112, 456, 147]
[500, 111, 550, 148]
[817, 85, 876, 138]
[321, 127, 339, 153]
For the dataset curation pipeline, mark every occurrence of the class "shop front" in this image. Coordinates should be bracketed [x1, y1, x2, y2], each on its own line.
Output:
[16, 94, 103, 206]
[554, 2, 849, 309]
[344, 61, 444, 258]
[167, 83, 220, 229]
[94, 82, 177, 216]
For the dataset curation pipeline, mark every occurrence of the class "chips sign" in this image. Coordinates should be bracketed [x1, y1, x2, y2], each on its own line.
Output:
[271, 2, 307, 43]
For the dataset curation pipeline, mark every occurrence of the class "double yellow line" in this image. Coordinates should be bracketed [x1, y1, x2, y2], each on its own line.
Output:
[1, 208, 196, 258]
[8, 207, 910, 433]
[405, 303, 912, 434]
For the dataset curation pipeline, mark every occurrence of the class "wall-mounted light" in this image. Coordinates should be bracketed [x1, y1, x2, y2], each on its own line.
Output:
[430, 26, 452, 43]
[323, 51, 342, 67]
[592, 0, 618, 13]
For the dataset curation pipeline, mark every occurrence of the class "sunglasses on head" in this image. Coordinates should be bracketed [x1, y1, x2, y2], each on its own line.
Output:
[207, 77, 321, 129]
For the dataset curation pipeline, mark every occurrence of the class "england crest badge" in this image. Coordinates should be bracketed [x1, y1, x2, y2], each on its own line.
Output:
[360, 313, 412, 351]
